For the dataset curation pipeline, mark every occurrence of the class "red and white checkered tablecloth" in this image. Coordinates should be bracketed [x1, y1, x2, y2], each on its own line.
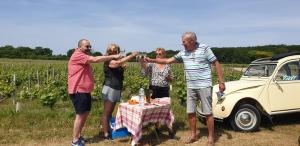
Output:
[114, 99, 174, 146]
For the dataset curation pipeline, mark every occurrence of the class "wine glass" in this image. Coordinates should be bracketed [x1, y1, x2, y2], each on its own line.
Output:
[137, 52, 147, 62]
[120, 49, 126, 57]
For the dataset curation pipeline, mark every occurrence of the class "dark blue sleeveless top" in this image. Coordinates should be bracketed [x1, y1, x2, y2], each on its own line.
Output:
[103, 61, 124, 90]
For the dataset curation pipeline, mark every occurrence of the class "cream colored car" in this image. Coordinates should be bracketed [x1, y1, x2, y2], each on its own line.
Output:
[197, 52, 300, 131]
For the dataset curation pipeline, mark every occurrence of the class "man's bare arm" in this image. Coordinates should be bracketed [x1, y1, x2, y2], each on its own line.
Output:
[87, 54, 121, 63]
[145, 57, 177, 64]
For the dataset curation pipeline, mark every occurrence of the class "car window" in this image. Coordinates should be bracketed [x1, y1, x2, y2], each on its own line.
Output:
[275, 61, 300, 81]
[244, 64, 276, 77]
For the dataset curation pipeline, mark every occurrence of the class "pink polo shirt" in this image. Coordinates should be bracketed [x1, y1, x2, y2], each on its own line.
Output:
[68, 50, 94, 94]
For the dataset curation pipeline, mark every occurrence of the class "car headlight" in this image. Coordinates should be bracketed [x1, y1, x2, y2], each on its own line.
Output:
[215, 91, 226, 103]
[216, 91, 225, 100]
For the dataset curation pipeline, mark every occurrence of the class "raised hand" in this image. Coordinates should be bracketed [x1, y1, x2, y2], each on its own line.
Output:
[137, 55, 146, 62]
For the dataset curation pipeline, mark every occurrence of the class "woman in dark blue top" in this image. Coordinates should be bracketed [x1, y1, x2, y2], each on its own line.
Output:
[101, 44, 138, 139]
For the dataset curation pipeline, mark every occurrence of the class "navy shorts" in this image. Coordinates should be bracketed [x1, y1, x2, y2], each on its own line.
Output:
[70, 92, 92, 114]
[149, 85, 169, 99]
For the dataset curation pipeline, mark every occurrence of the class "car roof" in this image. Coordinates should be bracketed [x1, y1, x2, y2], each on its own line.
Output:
[271, 51, 300, 60]
[251, 57, 277, 64]
[251, 51, 300, 64]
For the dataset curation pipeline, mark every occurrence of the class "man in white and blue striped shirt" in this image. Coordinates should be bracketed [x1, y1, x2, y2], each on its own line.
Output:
[145, 32, 225, 145]
[174, 43, 216, 88]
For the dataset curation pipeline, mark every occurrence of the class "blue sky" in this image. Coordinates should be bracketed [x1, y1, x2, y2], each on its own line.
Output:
[1, 0, 300, 55]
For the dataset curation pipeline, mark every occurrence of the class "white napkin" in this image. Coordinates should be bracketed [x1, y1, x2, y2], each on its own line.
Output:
[130, 95, 140, 102]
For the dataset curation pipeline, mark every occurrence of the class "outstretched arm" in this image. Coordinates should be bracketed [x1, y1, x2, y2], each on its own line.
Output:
[109, 52, 139, 68]
[87, 54, 122, 63]
[145, 57, 177, 64]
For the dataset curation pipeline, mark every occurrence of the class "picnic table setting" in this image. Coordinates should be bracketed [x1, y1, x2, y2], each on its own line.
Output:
[112, 89, 175, 146]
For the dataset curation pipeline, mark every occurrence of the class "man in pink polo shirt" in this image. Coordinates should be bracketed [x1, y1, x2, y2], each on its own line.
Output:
[68, 39, 121, 146]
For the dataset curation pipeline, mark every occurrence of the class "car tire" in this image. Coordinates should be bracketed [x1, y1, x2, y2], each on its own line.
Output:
[229, 104, 261, 132]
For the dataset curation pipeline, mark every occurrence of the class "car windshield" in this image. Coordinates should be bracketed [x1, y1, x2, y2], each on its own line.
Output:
[244, 64, 277, 77]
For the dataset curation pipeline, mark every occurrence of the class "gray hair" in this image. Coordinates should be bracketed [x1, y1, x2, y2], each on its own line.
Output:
[78, 39, 89, 48]
[182, 32, 197, 42]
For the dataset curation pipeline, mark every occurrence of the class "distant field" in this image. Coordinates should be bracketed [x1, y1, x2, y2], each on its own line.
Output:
[0, 59, 299, 146]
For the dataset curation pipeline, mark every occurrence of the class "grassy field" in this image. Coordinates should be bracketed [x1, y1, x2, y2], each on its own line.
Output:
[1, 95, 300, 146]
[0, 59, 299, 146]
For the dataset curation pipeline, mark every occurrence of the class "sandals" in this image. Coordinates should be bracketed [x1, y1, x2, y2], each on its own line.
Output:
[168, 131, 175, 139]
[168, 129, 176, 139]
[104, 133, 112, 140]
[184, 137, 197, 144]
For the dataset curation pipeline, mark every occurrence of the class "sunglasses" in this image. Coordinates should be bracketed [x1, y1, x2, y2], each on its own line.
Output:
[85, 45, 92, 49]
[156, 53, 162, 55]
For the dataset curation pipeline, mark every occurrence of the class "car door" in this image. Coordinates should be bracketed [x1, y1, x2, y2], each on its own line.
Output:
[268, 60, 300, 112]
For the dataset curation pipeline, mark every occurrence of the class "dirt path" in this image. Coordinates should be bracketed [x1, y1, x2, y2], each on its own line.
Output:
[232, 67, 247, 72]
[7, 120, 300, 146]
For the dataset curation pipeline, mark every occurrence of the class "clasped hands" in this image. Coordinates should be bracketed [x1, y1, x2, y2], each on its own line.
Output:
[137, 55, 152, 63]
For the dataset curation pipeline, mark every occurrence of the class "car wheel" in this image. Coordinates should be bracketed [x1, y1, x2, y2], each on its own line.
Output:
[230, 104, 261, 132]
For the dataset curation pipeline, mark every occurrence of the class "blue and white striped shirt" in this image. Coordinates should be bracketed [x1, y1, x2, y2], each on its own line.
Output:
[174, 44, 217, 89]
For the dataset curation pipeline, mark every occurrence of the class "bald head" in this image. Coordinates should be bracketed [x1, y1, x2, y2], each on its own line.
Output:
[77, 39, 91, 54]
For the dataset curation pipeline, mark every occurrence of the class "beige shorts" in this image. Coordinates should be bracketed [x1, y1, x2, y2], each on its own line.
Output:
[186, 87, 212, 115]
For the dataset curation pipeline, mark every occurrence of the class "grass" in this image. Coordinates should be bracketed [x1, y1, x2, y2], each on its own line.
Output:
[0, 99, 74, 144]
[1, 96, 300, 146]
[0, 61, 299, 145]
[0, 95, 191, 145]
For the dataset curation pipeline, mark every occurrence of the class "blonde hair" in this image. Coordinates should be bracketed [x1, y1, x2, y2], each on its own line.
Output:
[156, 47, 166, 58]
[106, 43, 120, 55]
[104, 43, 127, 68]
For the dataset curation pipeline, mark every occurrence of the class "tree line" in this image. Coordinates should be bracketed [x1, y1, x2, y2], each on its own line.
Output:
[0, 45, 66, 60]
[145, 44, 300, 64]
[0, 45, 102, 60]
[212, 44, 300, 63]
[0, 44, 299, 63]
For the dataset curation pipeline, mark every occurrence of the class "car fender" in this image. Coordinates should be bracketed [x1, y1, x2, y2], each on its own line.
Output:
[213, 92, 261, 119]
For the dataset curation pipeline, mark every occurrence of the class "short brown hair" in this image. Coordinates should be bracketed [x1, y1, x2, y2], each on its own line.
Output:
[78, 39, 89, 48]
